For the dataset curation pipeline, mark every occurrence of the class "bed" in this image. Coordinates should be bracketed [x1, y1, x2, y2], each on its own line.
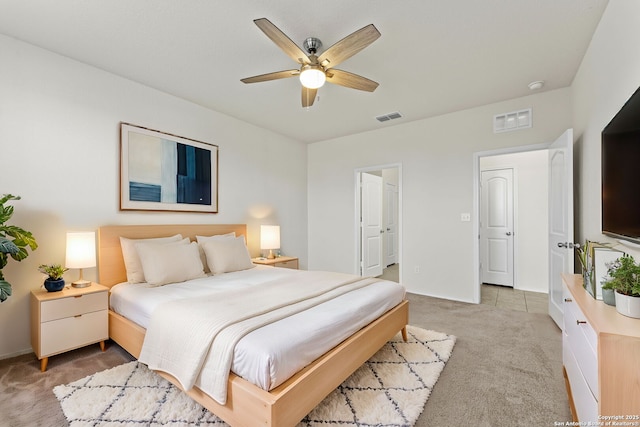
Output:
[98, 224, 409, 427]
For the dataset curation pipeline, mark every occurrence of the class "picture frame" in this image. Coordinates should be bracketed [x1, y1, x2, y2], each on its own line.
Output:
[120, 123, 218, 213]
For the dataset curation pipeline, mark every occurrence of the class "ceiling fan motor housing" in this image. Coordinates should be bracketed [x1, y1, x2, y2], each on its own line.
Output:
[303, 37, 322, 55]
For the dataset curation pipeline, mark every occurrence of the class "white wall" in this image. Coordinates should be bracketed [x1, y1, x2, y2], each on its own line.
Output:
[308, 89, 572, 302]
[0, 35, 308, 358]
[480, 150, 549, 293]
[572, 0, 640, 259]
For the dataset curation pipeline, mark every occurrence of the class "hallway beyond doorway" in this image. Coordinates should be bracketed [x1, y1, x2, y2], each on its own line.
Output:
[481, 284, 548, 313]
[377, 263, 399, 282]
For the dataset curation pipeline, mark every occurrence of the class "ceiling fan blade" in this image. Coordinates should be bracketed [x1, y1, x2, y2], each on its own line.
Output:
[326, 69, 379, 92]
[241, 69, 299, 84]
[254, 18, 310, 65]
[317, 24, 380, 69]
[302, 87, 317, 107]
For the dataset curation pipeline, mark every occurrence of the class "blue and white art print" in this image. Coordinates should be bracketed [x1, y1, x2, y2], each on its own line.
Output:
[120, 123, 218, 213]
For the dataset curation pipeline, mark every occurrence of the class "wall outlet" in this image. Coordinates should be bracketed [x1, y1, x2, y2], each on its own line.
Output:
[414, 266, 420, 273]
[460, 213, 471, 222]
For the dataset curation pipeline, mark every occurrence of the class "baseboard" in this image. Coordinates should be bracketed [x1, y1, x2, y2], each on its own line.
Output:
[0, 347, 34, 361]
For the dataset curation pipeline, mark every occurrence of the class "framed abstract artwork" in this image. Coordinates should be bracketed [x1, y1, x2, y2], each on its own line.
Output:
[120, 123, 218, 213]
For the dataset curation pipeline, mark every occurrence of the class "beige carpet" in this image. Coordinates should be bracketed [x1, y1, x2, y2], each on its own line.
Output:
[53, 326, 455, 426]
[0, 292, 570, 426]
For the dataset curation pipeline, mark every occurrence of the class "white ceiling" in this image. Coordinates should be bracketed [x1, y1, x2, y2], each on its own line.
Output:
[0, 0, 608, 143]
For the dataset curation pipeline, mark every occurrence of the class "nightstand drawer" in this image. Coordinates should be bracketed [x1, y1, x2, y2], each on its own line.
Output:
[40, 310, 108, 356]
[41, 291, 107, 322]
[276, 260, 298, 269]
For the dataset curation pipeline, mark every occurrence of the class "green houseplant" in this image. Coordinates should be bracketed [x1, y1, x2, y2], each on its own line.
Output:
[38, 264, 68, 292]
[605, 255, 640, 318]
[0, 194, 38, 302]
[600, 278, 616, 306]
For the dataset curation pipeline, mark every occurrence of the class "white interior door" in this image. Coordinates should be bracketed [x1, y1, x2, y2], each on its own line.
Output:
[384, 182, 398, 267]
[480, 169, 515, 287]
[548, 129, 574, 329]
[361, 172, 383, 277]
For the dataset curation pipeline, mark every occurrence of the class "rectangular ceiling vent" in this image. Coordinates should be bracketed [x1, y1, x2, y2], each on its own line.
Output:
[494, 108, 532, 133]
[376, 111, 403, 122]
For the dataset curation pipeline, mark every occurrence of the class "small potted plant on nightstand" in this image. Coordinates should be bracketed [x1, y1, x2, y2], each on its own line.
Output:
[605, 255, 640, 318]
[38, 264, 68, 292]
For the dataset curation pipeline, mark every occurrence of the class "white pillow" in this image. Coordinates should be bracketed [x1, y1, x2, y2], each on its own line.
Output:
[196, 232, 236, 273]
[202, 236, 255, 275]
[120, 234, 183, 283]
[135, 241, 205, 286]
[195, 232, 236, 244]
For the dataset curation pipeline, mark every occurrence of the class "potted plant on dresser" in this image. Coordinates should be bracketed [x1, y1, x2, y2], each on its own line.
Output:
[605, 254, 640, 318]
[38, 264, 68, 292]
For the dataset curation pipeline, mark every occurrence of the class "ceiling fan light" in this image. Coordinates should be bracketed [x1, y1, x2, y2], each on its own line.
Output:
[299, 66, 326, 89]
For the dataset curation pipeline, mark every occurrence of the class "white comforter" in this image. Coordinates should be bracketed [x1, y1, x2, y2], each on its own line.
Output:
[109, 266, 405, 403]
[139, 271, 380, 404]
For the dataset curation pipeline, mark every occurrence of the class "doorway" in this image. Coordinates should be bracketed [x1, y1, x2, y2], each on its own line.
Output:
[355, 164, 402, 283]
[474, 145, 550, 303]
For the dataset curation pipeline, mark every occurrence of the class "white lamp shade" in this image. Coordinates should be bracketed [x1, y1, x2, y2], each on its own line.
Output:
[65, 232, 96, 269]
[260, 225, 281, 250]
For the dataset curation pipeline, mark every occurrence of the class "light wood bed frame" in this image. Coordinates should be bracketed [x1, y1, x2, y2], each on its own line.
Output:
[98, 224, 409, 427]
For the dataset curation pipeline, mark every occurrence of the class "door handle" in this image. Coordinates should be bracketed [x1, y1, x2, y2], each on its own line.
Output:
[506, 232, 512, 236]
[380, 230, 384, 234]
[557, 242, 576, 248]
[387, 228, 391, 231]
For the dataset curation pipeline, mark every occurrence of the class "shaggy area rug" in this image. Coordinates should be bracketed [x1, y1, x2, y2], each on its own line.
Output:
[54, 326, 455, 426]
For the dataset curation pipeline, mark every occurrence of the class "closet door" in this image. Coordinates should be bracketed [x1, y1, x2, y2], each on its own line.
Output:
[480, 168, 514, 287]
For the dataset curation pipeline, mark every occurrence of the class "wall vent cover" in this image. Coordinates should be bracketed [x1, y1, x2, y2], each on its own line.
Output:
[376, 111, 403, 122]
[494, 108, 531, 133]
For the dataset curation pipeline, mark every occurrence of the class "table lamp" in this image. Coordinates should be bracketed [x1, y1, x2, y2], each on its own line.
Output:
[65, 231, 96, 288]
[260, 225, 280, 259]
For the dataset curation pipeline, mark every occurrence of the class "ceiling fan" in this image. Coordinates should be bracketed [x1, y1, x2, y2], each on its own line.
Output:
[241, 18, 381, 108]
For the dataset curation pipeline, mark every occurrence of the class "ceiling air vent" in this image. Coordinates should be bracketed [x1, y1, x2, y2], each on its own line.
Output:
[494, 108, 532, 133]
[376, 111, 403, 122]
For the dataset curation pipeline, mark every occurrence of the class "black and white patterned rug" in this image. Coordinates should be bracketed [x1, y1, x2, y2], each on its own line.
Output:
[54, 326, 455, 426]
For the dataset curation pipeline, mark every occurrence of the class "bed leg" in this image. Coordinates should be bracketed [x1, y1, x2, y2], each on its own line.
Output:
[401, 326, 408, 342]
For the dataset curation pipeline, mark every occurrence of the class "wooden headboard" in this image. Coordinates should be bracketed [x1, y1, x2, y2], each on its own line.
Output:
[97, 224, 247, 287]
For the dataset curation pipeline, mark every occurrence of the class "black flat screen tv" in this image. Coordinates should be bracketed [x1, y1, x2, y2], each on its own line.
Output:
[602, 85, 640, 243]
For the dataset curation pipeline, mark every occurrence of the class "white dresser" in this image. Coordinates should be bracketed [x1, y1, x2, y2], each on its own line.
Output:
[562, 274, 640, 422]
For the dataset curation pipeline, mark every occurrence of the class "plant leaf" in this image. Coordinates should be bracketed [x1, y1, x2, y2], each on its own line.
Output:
[0, 204, 14, 225]
[0, 280, 12, 302]
[0, 237, 19, 255]
[1, 226, 38, 251]
[0, 194, 19, 206]
[10, 247, 29, 262]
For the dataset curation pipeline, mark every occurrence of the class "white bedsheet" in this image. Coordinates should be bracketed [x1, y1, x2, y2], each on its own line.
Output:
[109, 266, 405, 392]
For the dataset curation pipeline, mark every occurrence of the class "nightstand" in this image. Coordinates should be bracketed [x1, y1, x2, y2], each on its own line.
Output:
[252, 256, 299, 269]
[30, 283, 109, 372]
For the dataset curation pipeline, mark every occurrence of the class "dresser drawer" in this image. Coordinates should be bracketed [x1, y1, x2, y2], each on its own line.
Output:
[564, 337, 598, 423]
[40, 310, 108, 356]
[276, 260, 298, 269]
[41, 291, 107, 322]
[563, 285, 598, 399]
